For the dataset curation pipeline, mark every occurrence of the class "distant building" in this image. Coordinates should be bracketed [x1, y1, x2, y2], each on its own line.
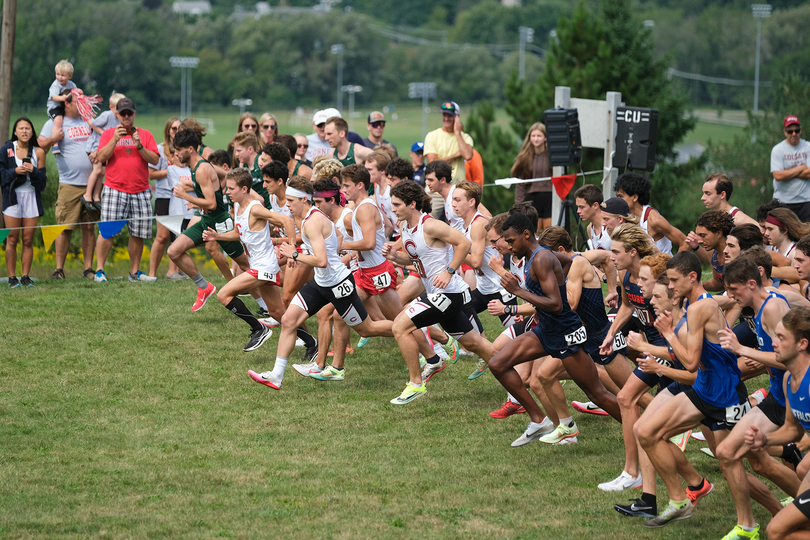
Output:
[502, 0, 522, 6]
[172, 1, 211, 16]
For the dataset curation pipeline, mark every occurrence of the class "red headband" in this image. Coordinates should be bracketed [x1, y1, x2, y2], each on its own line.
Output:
[314, 190, 346, 207]
[765, 215, 785, 229]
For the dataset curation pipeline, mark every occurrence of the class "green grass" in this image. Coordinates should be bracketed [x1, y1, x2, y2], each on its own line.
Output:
[0, 274, 780, 539]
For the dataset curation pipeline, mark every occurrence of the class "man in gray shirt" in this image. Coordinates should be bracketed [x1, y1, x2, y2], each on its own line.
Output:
[771, 115, 810, 221]
[38, 90, 97, 279]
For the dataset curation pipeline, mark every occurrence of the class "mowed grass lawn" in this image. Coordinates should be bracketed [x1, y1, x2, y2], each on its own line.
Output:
[0, 276, 779, 539]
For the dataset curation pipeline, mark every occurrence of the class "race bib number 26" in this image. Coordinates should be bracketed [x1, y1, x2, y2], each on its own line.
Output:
[332, 280, 354, 299]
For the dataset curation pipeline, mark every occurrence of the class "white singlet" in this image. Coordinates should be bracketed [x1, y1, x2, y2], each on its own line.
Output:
[443, 185, 465, 232]
[302, 206, 351, 287]
[464, 212, 502, 295]
[589, 224, 612, 251]
[640, 205, 673, 256]
[780, 241, 797, 258]
[400, 213, 469, 296]
[375, 183, 399, 236]
[351, 197, 387, 269]
[509, 255, 526, 288]
[270, 192, 299, 234]
[335, 206, 359, 272]
[234, 200, 281, 277]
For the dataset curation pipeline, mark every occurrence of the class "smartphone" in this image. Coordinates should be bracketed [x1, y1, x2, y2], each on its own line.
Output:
[22, 157, 31, 164]
[125, 125, 135, 136]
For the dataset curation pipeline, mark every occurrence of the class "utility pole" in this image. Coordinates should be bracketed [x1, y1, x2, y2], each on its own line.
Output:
[518, 26, 534, 81]
[331, 44, 344, 112]
[170, 56, 199, 119]
[0, 0, 17, 141]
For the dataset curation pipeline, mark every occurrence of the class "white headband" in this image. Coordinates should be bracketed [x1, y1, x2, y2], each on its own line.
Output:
[287, 187, 312, 201]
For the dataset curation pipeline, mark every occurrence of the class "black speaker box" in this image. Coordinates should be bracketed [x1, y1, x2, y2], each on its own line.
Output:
[613, 106, 659, 171]
[544, 108, 582, 167]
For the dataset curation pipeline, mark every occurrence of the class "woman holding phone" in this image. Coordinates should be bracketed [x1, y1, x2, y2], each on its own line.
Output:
[0, 117, 47, 287]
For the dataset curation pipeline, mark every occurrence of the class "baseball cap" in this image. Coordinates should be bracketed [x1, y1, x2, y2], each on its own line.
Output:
[601, 197, 630, 217]
[116, 98, 136, 113]
[411, 141, 424, 153]
[440, 101, 460, 116]
[784, 115, 801, 128]
[312, 108, 341, 126]
[368, 111, 385, 124]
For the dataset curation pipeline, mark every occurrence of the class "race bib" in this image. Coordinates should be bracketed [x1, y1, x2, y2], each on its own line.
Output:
[500, 290, 516, 303]
[371, 270, 392, 290]
[653, 356, 672, 368]
[427, 293, 452, 312]
[215, 217, 234, 234]
[725, 401, 752, 424]
[564, 326, 587, 346]
[633, 307, 653, 326]
[613, 332, 627, 350]
[259, 270, 277, 282]
[332, 279, 355, 299]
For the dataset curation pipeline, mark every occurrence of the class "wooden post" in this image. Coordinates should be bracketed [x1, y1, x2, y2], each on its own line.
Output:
[0, 0, 17, 228]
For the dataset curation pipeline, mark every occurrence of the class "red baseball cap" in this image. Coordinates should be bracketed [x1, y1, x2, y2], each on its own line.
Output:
[784, 115, 800, 128]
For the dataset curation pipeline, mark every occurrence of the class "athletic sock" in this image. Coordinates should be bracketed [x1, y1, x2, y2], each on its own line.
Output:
[192, 273, 208, 289]
[507, 393, 520, 405]
[559, 416, 573, 428]
[688, 478, 705, 492]
[271, 356, 288, 379]
[740, 525, 757, 532]
[225, 298, 263, 332]
[670, 499, 688, 509]
[256, 297, 268, 310]
[425, 354, 440, 365]
[641, 493, 656, 507]
[296, 326, 317, 348]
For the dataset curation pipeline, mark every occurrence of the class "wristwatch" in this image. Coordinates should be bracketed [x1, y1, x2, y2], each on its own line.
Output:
[446, 266, 456, 275]
[292, 251, 299, 261]
[136, 143, 144, 151]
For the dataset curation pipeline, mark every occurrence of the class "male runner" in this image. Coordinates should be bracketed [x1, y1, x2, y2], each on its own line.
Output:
[325, 116, 372, 167]
[248, 176, 394, 391]
[575, 184, 611, 250]
[701, 173, 758, 226]
[232, 130, 269, 206]
[202, 168, 295, 351]
[615, 172, 688, 254]
[167, 129, 250, 311]
[686, 210, 734, 293]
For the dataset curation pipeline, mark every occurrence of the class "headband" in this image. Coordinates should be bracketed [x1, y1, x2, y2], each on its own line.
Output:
[765, 215, 785, 229]
[314, 189, 346, 207]
[287, 187, 312, 201]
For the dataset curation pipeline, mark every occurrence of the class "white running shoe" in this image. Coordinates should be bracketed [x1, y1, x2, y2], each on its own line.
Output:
[259, 317, 280, 327]
[292, 361, 323, 377]
[295, 338, 305, 347]
[598, 471, 643, 492]
[511, 419, 554, 447]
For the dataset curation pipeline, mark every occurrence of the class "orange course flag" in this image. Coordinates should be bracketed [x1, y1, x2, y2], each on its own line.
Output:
[551, 174, 577, 199]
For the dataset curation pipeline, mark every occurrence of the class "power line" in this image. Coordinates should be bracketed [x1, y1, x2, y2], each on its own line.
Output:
[370, 24, 547, 57]
[667, 68, 772, 88]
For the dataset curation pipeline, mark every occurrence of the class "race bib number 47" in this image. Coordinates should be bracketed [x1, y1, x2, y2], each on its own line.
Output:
[371, 271, 391, 290]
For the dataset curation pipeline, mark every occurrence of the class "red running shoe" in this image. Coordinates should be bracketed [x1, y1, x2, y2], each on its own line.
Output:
[191, 282, 217, 312]
[571, 400, 609, 416]
[686, 480, 714, 507]
[490, 400, 527, 419]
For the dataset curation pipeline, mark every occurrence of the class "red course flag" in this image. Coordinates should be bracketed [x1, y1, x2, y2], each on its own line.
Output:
[551, 174, 577, 199]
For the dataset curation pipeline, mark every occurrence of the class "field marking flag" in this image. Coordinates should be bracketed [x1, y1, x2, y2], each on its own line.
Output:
[551, 174, 577, 200]
[0, 229, 9, 244]
[41, 225, 68, 251]
[155, 215, 185, 237]
[99, 220, 127, 239]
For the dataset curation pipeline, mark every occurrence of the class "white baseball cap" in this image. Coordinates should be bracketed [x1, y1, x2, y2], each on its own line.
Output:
[313, 108, 342, 126]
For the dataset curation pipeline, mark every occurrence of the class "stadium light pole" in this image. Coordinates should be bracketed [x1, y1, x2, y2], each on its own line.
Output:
[170, 56, 199, 119]
[752, 4, 771, 119]
[342, 85, 362, 129]
[232, 98, 253, 115]
[331, 44, 344, 112]
[408, 82, 437, 140]
[518, 26, 534, 81]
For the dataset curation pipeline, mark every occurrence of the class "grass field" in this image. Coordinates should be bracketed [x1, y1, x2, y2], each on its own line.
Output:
[0, 276, 782, 539]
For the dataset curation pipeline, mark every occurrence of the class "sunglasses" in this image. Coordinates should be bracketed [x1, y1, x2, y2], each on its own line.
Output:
[370, 121, 385, 128]
[489, 236, 502, 245]
[119, 110, 134, 117]
[263, 124, 276, 130]
[786, 128, 802, 134]
[243, 124, 257, 129]
[316, 123, 326, 129]
[298, 144, 309, 148]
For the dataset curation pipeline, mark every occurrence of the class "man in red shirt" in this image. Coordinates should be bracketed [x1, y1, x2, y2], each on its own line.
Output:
[93, 98, 160, 282]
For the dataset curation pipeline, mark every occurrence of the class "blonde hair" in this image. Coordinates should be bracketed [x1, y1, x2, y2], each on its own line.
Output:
[511, 122, 546, 179]
[55, 60, 74, 76]
[232, 131, 259, 151]
[312, 158, 343, 182]
[163, 116, 180, 148]
[611, 223, 656, 258]
[109, 92, 126, 107]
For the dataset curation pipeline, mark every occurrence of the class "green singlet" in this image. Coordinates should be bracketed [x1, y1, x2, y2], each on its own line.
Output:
[337, 143, 356, 168]
[250, 154, 270, 207]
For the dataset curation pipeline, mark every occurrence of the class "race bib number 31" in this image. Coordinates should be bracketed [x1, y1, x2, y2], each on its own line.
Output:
[427, 293, 452, 312]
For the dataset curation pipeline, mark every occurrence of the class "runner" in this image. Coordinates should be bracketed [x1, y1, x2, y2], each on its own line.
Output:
[615, 172, 688, 254]
[700, 173, 758, 226]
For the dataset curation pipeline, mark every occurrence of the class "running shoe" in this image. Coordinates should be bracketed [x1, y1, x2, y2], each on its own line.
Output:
[129, 271, 156, 282]
[783, 443, 804, 467]
[421, 358, 446, 382]
[643, 500, 694, 528]
[720, 524, 760, 540]
[310, 365, 345, 381]
[301, 341, 319, 363]
[700, 447, 715, 459]
[255, 307, 270, 318]
[686, 480, 714, 506]
[51, 268, 66, 280]
[443, 335, 460, 363]
[539, 421, 579, 445]
[458, 347, 475, 356]
[390, 382, 426, 405]
[244, 326, 272, 352]
[292, 361, 323, 377]
[669, 429, 692, 452]
[691, 431, 707, 441]
[248, 370, 281, 390]
[781, 496, 794, 506]
[259, 316, 280, 327]
[191, 282, 216, 311]
[571, 400, 609, 416]
[8, 276, 19, 288]
[468, 359, 488, 380]
[327, 346, 354, 357]
[295, 338, 305, 347]
[614, 498, 656, 518]
[20, 275, 34, 286]
[511, 419, 554, 447]
[94, 269, 108, 283]
[357, 337, 371, 348]
[598, 471, 642, 492]
[490, 400, 526, 419]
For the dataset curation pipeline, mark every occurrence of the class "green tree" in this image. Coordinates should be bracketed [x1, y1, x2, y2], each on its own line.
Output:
[465, 101, 518, 214]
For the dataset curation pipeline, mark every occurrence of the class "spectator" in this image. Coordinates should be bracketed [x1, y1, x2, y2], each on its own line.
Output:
[771, 115, 810, 221]
[258, 112, 279, 146]
[361, 111, 397, 155]
[410, 141, 425, 186]
[306, 108, 341, 162]
[83, 91, 125, 210]
[227, 113, 260, 167]
[1, 117, 47, 287]
[45, 59, 77, 154]
[424, 101, 474, 182]
[93, 98, 160, 283]
[294, 133, 313, 167]
[38, 89, 97, 279]
[464, 148, 485, 186]
[512, 122, 552, 232]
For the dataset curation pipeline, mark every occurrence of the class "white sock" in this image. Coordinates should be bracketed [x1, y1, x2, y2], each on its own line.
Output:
[271, 356, 288, 379]
[507, 393, 520, 405]
[559, 416, 573, 427]
[256, 297, 267, 310]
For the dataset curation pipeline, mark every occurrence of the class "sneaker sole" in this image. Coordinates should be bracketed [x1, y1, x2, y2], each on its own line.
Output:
[614, 505, 656, 518]
[311, 375, 344, 381]
[390, 391, 425, 405]
[423, 364, 445, 382]
[244, 329, 273, 352]
[571, 401, 609, 416]
[490, 408, 527, 419]
[247, 370, 280, 390]
[643, 512, 693, 528]
[191, 286, 217, 312]
[540, 429, 580, 445]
